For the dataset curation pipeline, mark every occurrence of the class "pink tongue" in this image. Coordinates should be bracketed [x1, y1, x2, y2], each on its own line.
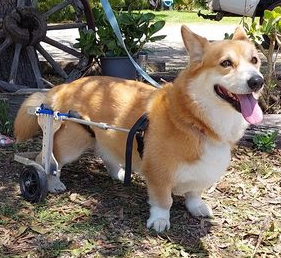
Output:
[237, 94, 263, 124]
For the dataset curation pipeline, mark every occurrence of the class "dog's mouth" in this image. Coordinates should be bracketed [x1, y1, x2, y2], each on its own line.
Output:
[214, 85, 241, 112]
[214, 84, 263, 124]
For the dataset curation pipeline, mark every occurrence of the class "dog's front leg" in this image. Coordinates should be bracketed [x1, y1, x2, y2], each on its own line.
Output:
[146, 182, 173, 232]
[185, 191, 213, 217]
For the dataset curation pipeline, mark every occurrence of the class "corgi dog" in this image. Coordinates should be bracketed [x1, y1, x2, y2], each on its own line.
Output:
[14, 26, 263, 232]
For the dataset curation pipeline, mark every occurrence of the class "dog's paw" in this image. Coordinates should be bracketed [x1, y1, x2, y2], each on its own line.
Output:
[47, 176, 66, 193]
[185, 198, 213, 217]
[110, 168, 125, 182]
[146, 206, 170, 232]
[147, 217, 170, 232]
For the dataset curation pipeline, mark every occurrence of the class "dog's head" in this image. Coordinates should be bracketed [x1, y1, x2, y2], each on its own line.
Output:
[181, 25, 263, 124]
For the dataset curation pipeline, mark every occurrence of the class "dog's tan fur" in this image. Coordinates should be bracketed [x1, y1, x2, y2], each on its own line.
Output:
[14, 26, 263, 232]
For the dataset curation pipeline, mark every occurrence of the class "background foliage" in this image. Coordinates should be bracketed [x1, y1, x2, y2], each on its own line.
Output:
[0, 100, 13, 136]
[244, 6, 281, 112]
[38, 0, 75, 22]
[37, 0, 206, 22]
[74, 7, 166, 57]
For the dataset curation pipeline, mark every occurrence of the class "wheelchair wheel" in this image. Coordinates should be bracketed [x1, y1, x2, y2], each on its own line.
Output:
[20, 165, 48, 203]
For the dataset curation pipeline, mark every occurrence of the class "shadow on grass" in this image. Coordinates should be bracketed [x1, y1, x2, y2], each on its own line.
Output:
[0, 150, 211, 257]
[0, 148, 23, 216]
[58, 154, 212, 257]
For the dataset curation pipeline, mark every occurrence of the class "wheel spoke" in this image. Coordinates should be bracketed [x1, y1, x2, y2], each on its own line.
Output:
[26, 46, 44, 88]
[43, 0, 72, 19]
[29, 185, 37, 194]
[32, 0, 39, 8]
[17, 0, 26, 8]
[47, 23, 86, 31]
[9, 43, 22, 84]
[40, 78, 55, 87]
[0, 37, 12, 55]
[0, 79, 27, 92]
[43, 36, 83, 58]
[36, 44, 68, 79]
[0, 29, 4, 37]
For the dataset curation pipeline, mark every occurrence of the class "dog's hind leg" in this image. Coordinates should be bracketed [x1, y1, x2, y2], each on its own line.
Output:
[185, 191, 213, 217]
[35, 151, 67, 193]
[98, 149, 125, 181]
[37, 122, 96, 193]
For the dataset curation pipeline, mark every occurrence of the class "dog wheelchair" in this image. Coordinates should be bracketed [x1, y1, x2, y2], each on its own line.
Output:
[14, 104, 148, 202]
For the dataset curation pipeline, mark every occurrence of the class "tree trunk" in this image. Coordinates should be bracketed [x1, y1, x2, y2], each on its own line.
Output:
[0, 0, 38, 91]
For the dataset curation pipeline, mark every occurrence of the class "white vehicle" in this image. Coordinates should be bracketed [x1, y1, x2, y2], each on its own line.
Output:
[203, 0, 281, 22]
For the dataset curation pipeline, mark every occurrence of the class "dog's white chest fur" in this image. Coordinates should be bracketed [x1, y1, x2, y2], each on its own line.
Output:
[173, 140, 230, 195]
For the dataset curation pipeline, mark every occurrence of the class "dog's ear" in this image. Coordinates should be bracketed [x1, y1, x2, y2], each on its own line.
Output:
[181, 25, 209, 62]
[232, 26, 248, 41]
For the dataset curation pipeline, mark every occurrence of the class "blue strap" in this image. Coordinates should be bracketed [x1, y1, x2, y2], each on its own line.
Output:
[37, 109, 54, 115]
[100, 0, 161, 88]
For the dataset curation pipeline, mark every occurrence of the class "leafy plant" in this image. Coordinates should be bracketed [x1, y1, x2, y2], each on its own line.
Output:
[74, 7, 166, 58]
[224, 32, 233, 39]
[244, 7, 281, 110]
[38, 0, 76, 22]
[0, 100, 13, 136]
[92, 0, 150, 10]
[253, 130, 278, 152]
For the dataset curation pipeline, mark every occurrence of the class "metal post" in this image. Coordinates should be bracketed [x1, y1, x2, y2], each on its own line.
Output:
[137, 52, 148, 81]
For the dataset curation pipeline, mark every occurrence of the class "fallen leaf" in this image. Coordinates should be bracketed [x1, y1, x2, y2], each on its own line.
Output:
[30, 225, 49, 234]
[15, 226, 28, 238]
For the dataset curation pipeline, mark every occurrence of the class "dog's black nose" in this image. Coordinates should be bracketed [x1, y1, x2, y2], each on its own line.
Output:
[247, 75, 264, 91]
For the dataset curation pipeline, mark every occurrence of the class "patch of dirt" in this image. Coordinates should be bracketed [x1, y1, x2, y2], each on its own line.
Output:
[0, 139, 280, 257]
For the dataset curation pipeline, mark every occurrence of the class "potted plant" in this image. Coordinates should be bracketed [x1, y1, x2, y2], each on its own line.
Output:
[74, 7, 166, 79]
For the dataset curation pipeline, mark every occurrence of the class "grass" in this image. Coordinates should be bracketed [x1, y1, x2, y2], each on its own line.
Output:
[0, 141, 280, 257]
[142, 10, 243, 24]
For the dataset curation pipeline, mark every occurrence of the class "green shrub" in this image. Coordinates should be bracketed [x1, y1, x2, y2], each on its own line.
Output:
[37, 0, 76, 22]
[244, 6, 281, 110]
[37, 0, 151, 22]
[74, 7, 166, 57]
[0, 100, 13, 136]
[174, 0, 206, 10]
[253, 130, 278, 152]
[108, 0, 126, 8]
[124, 0, 150, 10]
[93, 0, 150, 10]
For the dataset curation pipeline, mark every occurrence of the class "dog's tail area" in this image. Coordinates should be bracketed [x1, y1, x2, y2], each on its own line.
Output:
[14, 92, 47, 142]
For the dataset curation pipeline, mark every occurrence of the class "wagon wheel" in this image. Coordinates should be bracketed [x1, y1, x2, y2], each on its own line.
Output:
[0, 0, 94, 92]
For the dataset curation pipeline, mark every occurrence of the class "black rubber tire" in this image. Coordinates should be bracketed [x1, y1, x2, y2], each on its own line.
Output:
[20, 165, 48, 203]
[260, 0, 281, 48]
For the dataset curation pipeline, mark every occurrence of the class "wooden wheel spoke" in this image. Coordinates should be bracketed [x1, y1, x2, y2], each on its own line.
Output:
[0, 0, 94, 92]
[0, 29, 5, 38]
[9, 43, 22, 84]
[0, 37, 12, 55]
[47, 23, 87, 31]
[17, 0, 26, 8]
[36, 44, 68, 79]
[32, 0, 39, 8]
[0, 80, 27, 92]
[43, 0, 72, 19]
[26, 46, 44, 88]
[43, 36, 83, 58]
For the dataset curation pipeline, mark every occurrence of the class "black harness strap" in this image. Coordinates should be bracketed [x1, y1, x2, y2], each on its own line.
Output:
[124, 113, 149, 186]
[68, 110, 96, 138]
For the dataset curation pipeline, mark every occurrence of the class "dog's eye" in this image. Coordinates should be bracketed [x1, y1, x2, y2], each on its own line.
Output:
[251, 56, 258, 64]
[220, 60, 233, 68]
